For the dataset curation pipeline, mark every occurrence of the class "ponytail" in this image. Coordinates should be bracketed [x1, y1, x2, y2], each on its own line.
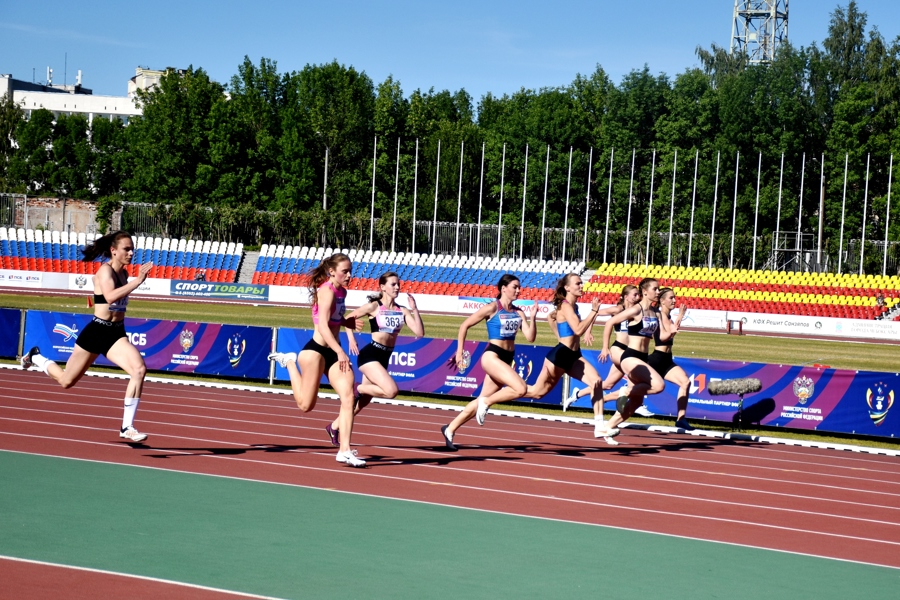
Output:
[81, 231, 132, 262]
[552, 274, 578, 309]
[307, 253, 351, 307]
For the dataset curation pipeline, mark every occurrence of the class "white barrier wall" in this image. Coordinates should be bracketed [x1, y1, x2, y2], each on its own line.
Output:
[2, 270, 898, 341]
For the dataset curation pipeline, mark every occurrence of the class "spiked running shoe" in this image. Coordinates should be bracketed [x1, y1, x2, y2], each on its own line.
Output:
[267, 352, 297, 368]
[562, 387, 580, 412]
[475, 397, 489, 426]
[675, 417, 695, 431]
[20, 346, 40, 370]
[440, 425, 458, 451]
[325, 423, 340, 446]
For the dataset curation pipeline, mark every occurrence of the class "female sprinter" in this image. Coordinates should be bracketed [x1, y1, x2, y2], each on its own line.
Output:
[21, 231, 154, 442]
[267, 253, 366, 467]
[324, 271, 424, 445]
[555, 284, 642, 430]
[524, 273, 609, 421]
[440, 274, 537, 450]
[649, 287, 694, 430]
[596, 278, 667, 444]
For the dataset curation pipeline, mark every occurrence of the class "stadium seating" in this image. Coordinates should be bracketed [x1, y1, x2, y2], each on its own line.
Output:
[585, 263, 899, 320]
[250, 245, 584, 298]
[0, 227, 242, 282]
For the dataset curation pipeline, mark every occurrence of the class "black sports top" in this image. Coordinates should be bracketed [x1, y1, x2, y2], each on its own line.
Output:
[93, 265, 129, 313]
[626, 306, 659, 338]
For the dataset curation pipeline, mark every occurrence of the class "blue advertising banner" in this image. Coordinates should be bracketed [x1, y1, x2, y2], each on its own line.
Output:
[169, 281, 269, 301]
[273, 328, 562, 404]
[567, 350, 900, 438]
[24, 310, 272, 378]
[0, 308, 21, 358]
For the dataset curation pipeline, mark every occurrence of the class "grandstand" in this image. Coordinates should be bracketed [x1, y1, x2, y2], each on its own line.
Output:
[2, 226, 898, 321]
[585, 264, 900, 320]
[0, 228, 242, 282]
[249, 244, 582, 299]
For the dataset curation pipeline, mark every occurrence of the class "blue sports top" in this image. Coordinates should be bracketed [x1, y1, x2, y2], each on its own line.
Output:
[556, 301, 579, 338]
[626, 307, 659, 338]
[486, 302, 522, 340]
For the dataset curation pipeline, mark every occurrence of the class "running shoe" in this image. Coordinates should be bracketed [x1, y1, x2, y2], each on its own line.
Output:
[20, 346, 40, 370]
[119, 426, 148, 443]
[562, 388, 579, 412]
[440, 425, 458, 451]
[674, 417, 695, 431]
[325, 423, 340, 446]
[634, 405, 654, 417]
[593, 422, 620, 439]
[336, 450, 366, 468]
[267, 352, 297, 368]
[475, 397, 489, 426]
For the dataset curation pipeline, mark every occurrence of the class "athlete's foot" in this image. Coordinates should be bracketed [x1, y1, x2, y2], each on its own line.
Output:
[336, 449, 366, 468]
[634, 404, 654, 417]
[440, 425, 458, 451]
[325, 423, 340, 446]
[562, 388, 579, 412]
[20, 346, 40, 370]
[267, 352, 297, 368]
[119, 426, 148, 443]
[475, 397, 489, 426]
[675, 417, 695, 431]
[594, 421, 620, 439]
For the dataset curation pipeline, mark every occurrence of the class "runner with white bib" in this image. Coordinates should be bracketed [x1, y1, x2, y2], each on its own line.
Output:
[440, 274, 537, 450]
[325, 272, 424, 446]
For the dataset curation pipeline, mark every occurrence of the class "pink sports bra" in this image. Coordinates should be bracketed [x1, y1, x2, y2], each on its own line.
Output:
[312, 282, 346, 326]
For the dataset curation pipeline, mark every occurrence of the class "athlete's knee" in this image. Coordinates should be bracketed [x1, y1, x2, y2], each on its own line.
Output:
[383, 382, 399, 399]
[59, 377, 77, 390]
[131, 363, 147, 381]
[509, 380, 527, 397]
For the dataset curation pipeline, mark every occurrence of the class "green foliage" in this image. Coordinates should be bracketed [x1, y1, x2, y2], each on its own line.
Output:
[0, 2, 897, 272]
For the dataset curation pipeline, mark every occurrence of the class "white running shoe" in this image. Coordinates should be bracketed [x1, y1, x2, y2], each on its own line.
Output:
[475, 397, 489, 426]
[336, 450, 366, 467]
[119, 426, 148, 443]
[593, 422, 620, 439]
[268, 352, 297, 368]
[634, 405, 654, 417]
[562, 388, 579, 412]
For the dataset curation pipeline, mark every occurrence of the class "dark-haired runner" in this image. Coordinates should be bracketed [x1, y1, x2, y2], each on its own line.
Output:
[440, 274, 536, 450]
[21, 231, 154, 442]
[324, 271, 424, 446]
[649, 287, 694, 430]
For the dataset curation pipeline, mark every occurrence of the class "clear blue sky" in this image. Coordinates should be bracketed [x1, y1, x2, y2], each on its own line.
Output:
[3, 1, 899, 101]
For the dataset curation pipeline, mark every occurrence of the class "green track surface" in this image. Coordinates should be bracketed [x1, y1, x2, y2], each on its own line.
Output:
[2, 451, 897, 599]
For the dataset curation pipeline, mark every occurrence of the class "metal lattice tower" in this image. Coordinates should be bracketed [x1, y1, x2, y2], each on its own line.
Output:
[730, 1, 789, 64]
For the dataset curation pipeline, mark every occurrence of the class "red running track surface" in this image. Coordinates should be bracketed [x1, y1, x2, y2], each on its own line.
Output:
[1, 367, 899, 569]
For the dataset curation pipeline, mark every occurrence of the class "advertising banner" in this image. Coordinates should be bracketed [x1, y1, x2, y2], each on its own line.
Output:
[273, 329, 562, 404]
[23, 310, 272, 378]
[0, 308, 21, 358]
[169, 281, 269, 301]
[0, 270, 42, 288]
[566, 351, 900, 438]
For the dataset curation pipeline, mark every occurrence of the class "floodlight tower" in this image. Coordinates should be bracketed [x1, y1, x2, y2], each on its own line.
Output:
[730, 1, 789, 64]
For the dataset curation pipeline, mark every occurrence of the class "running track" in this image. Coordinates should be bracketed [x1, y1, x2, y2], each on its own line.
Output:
[2, 365, 900, 596]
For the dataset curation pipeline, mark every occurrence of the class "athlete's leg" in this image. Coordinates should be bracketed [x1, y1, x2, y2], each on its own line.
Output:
[289, 350, 326, 412]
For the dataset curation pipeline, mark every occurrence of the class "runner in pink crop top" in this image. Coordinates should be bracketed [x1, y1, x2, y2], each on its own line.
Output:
[312, 281, 346, 326]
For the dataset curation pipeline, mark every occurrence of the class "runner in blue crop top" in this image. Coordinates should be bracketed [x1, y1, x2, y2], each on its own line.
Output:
[21, 231, 155, 444]
[524, 275, 619, 427]
[546, 284, 642, 430]
[267, 253, 367, 467]
[597, 278, 668, 444]
[440, 274, 537, 450]
[326, 271, 425, 446]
